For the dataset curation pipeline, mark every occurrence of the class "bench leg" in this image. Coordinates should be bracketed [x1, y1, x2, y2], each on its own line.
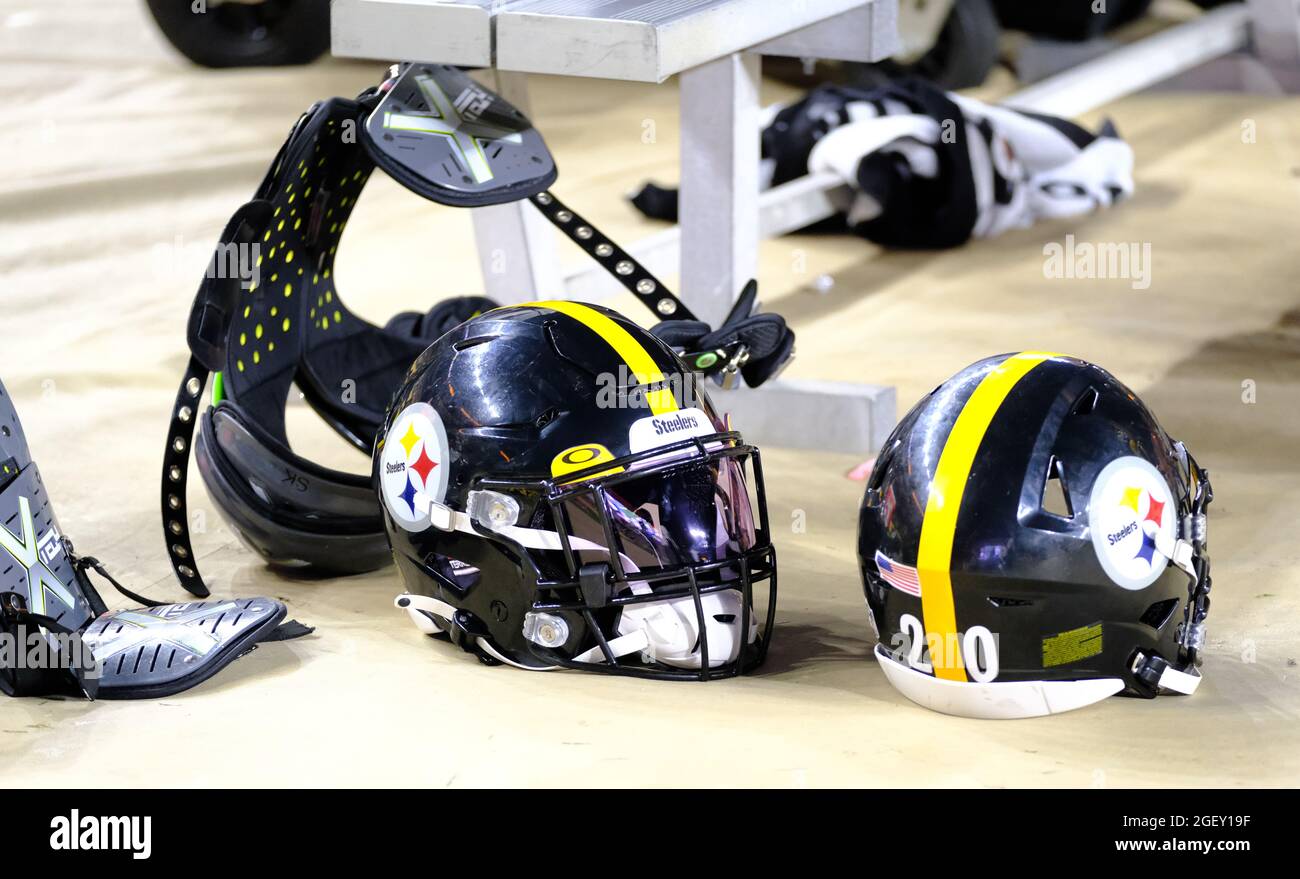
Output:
[679, 52, 762, 327]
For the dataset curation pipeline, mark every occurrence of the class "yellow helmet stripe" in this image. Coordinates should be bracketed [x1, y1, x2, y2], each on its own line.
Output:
[917, 351, 1060, 682]
[512, 301, 679, 415]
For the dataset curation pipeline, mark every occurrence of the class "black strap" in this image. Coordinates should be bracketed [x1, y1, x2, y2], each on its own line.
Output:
[529, 190, 699, 323]
[161, 356, 213, 597]
[162, 200, 270, 599]
[0, 591, 100, 699]
[265, 619, 316, 641]
[69, 548, 168, 610]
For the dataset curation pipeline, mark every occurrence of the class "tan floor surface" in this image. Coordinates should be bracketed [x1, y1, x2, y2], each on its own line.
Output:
[1, 1, 1298, 787]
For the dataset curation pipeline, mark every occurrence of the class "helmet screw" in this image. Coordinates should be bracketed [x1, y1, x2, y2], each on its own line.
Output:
[523, 611, 569, 648]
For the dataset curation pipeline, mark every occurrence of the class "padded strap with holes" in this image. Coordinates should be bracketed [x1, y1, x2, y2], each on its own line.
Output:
[161, 356, 212, 597]
[529, 190, 696, 321]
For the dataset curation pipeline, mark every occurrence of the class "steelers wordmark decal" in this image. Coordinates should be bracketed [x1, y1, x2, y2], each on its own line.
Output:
[1088, 456, 1177, 591]
[380, 403, 450, 530]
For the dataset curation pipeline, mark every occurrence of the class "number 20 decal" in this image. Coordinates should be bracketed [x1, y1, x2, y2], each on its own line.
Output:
[895, 613, 1000, 683]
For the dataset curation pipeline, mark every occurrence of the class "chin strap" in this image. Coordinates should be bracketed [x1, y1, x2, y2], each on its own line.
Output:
[1133, 651, 1202, 695]
[571, 631, 650, 664]
[395, 593, 556, 671]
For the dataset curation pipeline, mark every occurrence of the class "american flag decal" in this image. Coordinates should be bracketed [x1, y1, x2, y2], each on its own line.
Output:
[875, 550, 921, 597]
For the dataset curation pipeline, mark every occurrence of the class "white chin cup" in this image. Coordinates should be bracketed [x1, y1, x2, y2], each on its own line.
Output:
[618, 588, 757, 669]
[873, 644, 1126, 719]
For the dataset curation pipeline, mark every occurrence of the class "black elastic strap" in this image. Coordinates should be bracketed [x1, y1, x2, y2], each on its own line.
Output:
[529, 190, 699, 323]
[70, 550, 167, 610]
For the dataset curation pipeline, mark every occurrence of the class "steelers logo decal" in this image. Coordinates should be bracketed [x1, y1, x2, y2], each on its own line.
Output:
[1088, 456, 1176, 591]
[380, 403, 449, 530]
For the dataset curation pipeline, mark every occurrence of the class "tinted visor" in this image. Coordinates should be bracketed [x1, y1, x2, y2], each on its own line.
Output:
[557, 452, 758, 577]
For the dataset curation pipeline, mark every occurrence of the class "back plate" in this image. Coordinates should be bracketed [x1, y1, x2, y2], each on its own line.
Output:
[364, 63, 557, 207]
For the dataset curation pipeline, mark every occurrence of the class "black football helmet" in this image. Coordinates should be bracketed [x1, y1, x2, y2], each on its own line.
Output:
[377, 301, 777, 680]
[859, 352, 1212, 718]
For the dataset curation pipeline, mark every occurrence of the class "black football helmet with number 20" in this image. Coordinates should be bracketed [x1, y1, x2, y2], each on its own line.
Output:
[375, 301, 776, 680]
[859, 353, 1212, 718]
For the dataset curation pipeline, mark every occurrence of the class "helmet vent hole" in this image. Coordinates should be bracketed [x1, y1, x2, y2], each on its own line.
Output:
[865, 438, 900, 496]
[1140, 597, 1180, 630]
[713, 614, 736, 623]
[535, 407, 558, 428]
[453, 334, 496, 351]
[1042, 455, 1074, 518]
[987, 596, 1033, 608]
[1072, 387, 1099, 416]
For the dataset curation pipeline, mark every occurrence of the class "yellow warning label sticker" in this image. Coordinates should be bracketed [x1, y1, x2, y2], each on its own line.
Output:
[1042, 623, 1103, 668]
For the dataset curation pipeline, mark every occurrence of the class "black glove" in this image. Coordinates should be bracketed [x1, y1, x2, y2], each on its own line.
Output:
[385, 296, 499, 341]
[629, 182, 680, 222]
[651, 280, 794, 388]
